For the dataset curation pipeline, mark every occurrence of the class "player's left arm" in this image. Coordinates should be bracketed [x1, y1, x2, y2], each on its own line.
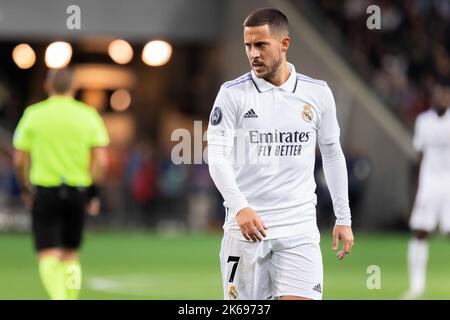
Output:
[319, 141, 354, 260]
[317, 84, 354, 260]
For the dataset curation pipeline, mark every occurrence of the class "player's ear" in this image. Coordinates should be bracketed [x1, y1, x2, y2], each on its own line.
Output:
[281, 35, 290, 53]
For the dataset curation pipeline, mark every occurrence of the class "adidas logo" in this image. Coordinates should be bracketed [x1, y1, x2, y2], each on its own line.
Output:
[313, 283, 322, 293]
[243, 108, 258, 118]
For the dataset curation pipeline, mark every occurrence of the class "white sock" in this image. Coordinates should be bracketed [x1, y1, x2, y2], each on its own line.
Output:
[407, 238, 428, 294]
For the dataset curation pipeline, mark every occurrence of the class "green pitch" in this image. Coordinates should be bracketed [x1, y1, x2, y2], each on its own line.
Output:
[1, 231, 450, 299]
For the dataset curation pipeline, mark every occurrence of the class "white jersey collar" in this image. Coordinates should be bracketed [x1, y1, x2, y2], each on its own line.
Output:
[251, 62, 298, 93]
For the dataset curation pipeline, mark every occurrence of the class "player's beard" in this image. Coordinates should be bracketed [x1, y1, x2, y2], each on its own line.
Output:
[261, 51, 282, 82]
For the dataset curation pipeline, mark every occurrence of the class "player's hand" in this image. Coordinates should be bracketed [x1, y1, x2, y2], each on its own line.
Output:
[332, 225, 354, 260]
[86, 197, 101, 216]
[236, 207, 268, 242]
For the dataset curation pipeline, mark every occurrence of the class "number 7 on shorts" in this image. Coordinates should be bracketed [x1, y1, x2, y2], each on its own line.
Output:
[227, 256, 240, 282]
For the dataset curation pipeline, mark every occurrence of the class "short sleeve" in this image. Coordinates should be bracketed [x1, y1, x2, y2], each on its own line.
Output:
[413, 116, 424, 152]
[317, 85, 341, 145]
[207, 86, 237, 148]
[13, 109, 32, 151]
[89, 110, 110, 148]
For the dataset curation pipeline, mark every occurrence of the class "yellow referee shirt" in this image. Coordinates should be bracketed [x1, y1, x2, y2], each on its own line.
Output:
[13, 96, 109, 187]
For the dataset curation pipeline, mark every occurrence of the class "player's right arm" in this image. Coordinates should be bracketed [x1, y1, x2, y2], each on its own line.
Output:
[207, 86, 267, 241]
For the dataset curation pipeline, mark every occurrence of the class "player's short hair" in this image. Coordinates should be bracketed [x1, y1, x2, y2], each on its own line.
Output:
[243, 8, 289, 36]
[46, 68, 74, 94]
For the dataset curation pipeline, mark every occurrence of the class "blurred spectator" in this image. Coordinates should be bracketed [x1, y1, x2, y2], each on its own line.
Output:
[187, 163, 215, 232]
[156, 154, 189, 226]
[302, 0, 450, 128]
[123, 141, 158, 228]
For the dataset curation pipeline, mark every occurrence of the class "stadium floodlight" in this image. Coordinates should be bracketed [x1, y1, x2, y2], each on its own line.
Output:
[45, 41, 72, 69]
[142, 40, 172, 66]
[110, 89, 131, 111]
[108, 39, 133, 65]
[12, 43, 36, 69]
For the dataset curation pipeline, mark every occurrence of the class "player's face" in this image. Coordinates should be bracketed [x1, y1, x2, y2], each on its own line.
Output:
[433, 85, 450, 112]
[244, 25, 289, 80]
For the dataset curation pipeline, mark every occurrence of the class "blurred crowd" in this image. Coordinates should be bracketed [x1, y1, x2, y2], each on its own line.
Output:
[304, 0, 450, 127]
[101, 130, 222, 232]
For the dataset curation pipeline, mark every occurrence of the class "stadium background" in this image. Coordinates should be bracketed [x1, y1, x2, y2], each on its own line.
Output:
[0, 0, 449, 299]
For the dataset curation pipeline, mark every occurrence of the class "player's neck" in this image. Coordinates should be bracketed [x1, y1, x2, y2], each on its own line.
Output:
[47, 87, 75, 98]
[267, 62, 290, 87]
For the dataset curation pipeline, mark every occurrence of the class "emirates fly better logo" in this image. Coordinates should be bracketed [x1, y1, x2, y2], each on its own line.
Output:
[171, 120, 313, 177]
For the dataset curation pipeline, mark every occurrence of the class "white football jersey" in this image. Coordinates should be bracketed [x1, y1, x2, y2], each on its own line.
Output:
[413, 108, 450, 191]
[207, 63, 342, 240]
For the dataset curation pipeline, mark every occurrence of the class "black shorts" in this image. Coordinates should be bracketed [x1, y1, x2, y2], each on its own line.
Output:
[31, 186, 87, 251]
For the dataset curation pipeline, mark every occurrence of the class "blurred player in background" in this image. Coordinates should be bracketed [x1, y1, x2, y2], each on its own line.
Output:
[12, 68, 109, 300]
[207, 8, 354, 300]
[405, 81, 450, 299]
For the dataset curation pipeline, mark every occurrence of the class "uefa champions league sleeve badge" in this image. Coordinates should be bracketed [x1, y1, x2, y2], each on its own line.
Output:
[210, 107, 223, 126]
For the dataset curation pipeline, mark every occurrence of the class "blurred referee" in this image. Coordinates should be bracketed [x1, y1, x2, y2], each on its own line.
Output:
[12, 68, 109, 300]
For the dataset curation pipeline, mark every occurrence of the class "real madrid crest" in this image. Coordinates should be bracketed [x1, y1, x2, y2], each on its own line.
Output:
[228, 284, 238, 300]
[301, 105, 313, 122]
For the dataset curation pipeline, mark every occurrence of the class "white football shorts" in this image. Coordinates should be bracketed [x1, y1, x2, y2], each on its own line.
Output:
[410, 187, 450, 233]
[220, 232, 323, 300]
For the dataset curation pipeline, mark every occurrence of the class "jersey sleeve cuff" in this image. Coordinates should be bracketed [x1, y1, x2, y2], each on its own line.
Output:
[335, 218, 352, 226]
[230, 199, 250, 217]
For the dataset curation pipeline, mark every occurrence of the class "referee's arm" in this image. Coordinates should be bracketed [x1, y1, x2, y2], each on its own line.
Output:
[12, 109, 33, 208]
[86, 146, 108, 216]
[13, 149, 32, 208]
[90, 146, 108, 184]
